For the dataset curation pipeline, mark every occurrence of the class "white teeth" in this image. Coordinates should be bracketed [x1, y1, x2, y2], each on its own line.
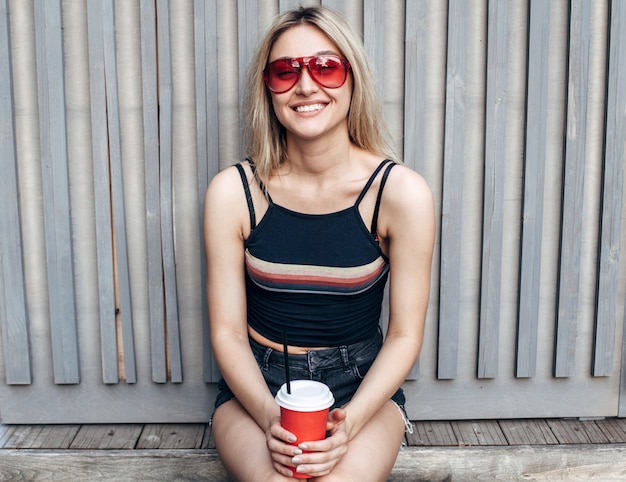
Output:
[295, 103, 324, 113]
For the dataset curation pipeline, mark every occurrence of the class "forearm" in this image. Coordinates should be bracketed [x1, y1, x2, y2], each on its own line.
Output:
[342, 333, 420, 440]
[212, 332, 280, 431]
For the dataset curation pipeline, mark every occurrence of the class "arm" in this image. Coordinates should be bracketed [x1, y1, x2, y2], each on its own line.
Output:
[343, 165, 435, 438]
[204, 166, 280, 432]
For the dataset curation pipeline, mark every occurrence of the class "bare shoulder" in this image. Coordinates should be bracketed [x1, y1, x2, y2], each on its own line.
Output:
[386, 164, 434, 211]
[204, 164, 249, 237]
[205, 164, 244, 205]
[378, 164, 435, 240]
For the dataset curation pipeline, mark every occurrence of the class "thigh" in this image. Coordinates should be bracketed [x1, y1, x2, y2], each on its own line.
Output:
[316, 400, 406, 482]
[212, 400, 289, 482]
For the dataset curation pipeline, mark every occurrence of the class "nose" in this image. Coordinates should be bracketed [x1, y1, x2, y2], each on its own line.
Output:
[295, 66, 318, 95]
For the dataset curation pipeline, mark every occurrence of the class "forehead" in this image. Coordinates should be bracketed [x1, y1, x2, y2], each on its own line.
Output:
[269, 24, 340, 61]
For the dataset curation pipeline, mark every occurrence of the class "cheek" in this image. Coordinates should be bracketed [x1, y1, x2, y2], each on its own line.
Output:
[271, 95, 290, 125]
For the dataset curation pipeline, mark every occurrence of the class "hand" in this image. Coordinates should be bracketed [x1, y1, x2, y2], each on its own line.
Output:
[266, 415, 305, 477]
[274, 408, 350, 478]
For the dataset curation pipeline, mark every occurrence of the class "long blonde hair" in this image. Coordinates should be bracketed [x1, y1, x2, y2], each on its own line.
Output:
[244, 6, 397, 184]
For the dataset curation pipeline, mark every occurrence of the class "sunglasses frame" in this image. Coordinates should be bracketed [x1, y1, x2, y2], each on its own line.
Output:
[263, 54, 351, 94]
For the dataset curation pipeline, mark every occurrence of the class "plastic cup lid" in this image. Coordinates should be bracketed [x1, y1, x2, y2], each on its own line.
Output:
[275, 380, 335, 412]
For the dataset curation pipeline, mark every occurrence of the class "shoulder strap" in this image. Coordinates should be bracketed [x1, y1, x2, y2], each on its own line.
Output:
[354, 159, 394, 207]
[235, 163, 256, 230]
[245, 157, 272, 203]
[370, 161, 396, 236]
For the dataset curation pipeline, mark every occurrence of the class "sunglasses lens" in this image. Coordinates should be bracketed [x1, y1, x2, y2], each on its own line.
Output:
[307, 56, 348, 88]
[264, 55, 350, 93]
[264, 59, 300, 93]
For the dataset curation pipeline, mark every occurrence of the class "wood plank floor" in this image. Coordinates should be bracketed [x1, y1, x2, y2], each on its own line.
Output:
[2, 420, 626, 481]
[2, 418, 626, 450]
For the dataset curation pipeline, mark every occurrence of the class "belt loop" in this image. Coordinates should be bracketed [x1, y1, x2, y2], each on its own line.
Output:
[340, 345, 350, 373]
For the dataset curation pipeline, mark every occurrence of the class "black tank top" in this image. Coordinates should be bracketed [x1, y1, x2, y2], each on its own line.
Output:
[236, 159, 396, 346]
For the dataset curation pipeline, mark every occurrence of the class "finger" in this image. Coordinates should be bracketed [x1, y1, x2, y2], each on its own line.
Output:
[271, 449, 300, 468]
[267, 434, 303, 457]
[269, 422, 297, 444]
[272, 461, 296, 478]
[325, 408, 347, 432]
[330, 408, 347, 422]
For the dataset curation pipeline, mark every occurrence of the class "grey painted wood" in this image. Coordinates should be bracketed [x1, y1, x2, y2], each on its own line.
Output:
[195, 0, 221, 383]
[33, 0, 80, 384]
[156, 0, 183, 384]
[516, 0, 550, 378]
[554, 0, 590, 378]
[478, 0, 509, 379]
[279, 0, 305, 11]
[140, 0, 167, 384]
[103, 0, 138, 384]
[86, 0, 119, 384]
[238, 0, 259, 157]
[402, 0, 428, 381]
[437, 0, 468, 380]
[363, 0, 384, 99]
[403, 0, 427, 174]
[321, 0, 344, 12]
[0, 0, 31, 385]
[0, 0, 624, 424]
[596, 0, 625, 378]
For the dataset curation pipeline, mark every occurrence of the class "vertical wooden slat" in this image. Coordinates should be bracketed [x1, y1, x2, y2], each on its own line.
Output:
[403, 0, 427, 175]
[33, 0, 80, 384]
[437, 0, 468, 380]
[195, 0, 221, 383]
[140, 0, 167, 384]
[157, 0, 183, 383]
[238, 0, 259, 156]
[86, 0, 118, 384]
[554, 0, 590, 378]
[363, 0, 384, 97]
[279, 0, 313, 11]
[478, 0, 509, 379]
[0, 0, 31, 385]
[102, 0, 138, 384]
[402, 0, 429, 381]
[595, 0, 625, 377]
[321, 0, 344, 12]
[516, 0, 551, 378]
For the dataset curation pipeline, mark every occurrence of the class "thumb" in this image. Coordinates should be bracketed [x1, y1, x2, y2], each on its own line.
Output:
[330, 408, 347, 423]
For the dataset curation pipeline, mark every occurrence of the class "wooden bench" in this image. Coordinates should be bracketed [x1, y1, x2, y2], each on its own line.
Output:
[2, 420, 626, 480]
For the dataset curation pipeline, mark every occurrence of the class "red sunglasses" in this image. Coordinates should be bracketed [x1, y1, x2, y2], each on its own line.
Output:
[263, 54, 351, 94]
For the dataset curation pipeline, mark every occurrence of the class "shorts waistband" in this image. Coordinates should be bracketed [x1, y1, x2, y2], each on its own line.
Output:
[249, 329, 383, 374]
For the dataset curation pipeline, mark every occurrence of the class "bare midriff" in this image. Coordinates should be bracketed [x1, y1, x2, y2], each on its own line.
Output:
[248, 326, 330, 354]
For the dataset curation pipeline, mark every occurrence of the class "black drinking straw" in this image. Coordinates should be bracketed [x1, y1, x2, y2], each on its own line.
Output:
[282, 330, 291, 394]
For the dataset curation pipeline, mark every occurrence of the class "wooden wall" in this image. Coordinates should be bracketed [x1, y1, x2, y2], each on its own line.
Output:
[0, 0, 625, 423]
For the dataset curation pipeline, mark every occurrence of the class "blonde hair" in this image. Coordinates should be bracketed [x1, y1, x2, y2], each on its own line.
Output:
[244, 6, 397, 184]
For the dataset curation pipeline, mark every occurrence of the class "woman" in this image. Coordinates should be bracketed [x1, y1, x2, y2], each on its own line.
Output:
[204, 6, 434, 481]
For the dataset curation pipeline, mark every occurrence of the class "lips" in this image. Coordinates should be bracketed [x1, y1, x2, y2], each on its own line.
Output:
[293, 103, 325, 113]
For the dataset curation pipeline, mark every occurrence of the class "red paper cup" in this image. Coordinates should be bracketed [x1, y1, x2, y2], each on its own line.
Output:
[275, 380, 334, 479]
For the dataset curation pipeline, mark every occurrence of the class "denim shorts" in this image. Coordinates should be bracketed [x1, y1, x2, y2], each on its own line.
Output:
[213, 328, 406, 412]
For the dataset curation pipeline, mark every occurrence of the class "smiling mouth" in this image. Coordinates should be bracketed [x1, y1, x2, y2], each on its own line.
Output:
[294, 103, 325, 113]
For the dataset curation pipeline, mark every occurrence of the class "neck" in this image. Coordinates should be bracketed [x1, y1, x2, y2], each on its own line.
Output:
[284, 135, 353, 178]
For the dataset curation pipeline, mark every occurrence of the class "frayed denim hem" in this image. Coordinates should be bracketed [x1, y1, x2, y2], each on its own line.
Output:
[391, 401, 414, 449]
